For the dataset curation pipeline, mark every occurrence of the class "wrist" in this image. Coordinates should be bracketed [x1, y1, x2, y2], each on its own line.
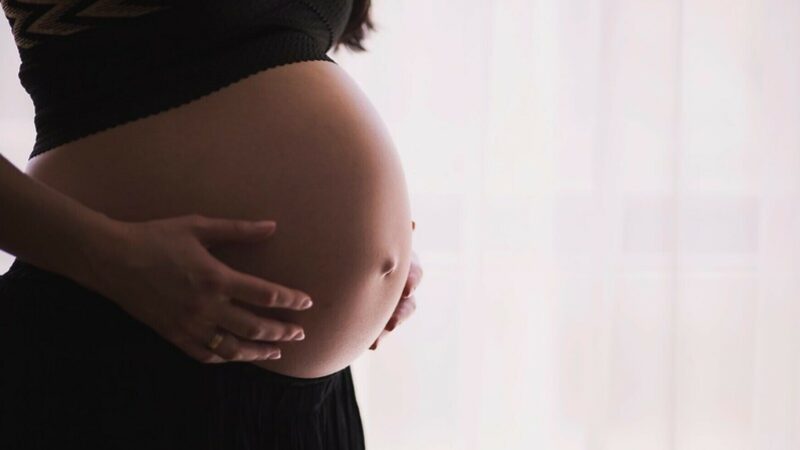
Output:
[69, 212, 132, 293]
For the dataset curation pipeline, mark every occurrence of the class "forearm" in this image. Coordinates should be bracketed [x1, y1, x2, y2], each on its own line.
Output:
[0, 153, 122, 284]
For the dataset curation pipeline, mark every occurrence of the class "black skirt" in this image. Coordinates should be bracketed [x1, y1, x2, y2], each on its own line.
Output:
[0, 258, 366, 450]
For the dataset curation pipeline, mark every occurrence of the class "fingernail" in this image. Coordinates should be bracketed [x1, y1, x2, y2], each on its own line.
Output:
[294, 331, 305, 340]
[300, 298, 313, 309]
[269, 351, 281, 359]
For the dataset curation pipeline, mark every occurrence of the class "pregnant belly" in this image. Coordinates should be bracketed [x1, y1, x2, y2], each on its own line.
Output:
[24, 60, 414, 379]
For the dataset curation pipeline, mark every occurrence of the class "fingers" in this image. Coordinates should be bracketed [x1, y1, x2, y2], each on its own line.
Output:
[210, 331, 283, 362]
[410, 249, 422, 276]
[389, 296, 417, 330]
[187, 215, 314, 310]
[189, 215, 277, 247]
[369, 327, 390, 350]
[217, 264, 313, 311]
[403, 265, 423, 299]
[175, 311, 291, 363]
[183, 324, 283, 362]
[216, 303, 306, 343]
[171, 335, 226, 364]
[370, 296, 418, 351]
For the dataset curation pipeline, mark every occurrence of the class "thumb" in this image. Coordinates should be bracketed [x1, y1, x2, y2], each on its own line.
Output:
[191, 216, 277, 246]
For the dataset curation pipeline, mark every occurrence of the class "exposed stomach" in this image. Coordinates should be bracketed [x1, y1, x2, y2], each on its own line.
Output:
[24, 60, 414, 379]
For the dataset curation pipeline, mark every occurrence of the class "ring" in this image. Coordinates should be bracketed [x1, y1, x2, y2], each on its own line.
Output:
[207, 331, 225, 350]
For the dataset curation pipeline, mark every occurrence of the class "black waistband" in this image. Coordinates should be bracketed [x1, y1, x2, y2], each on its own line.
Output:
[2, 257, 350, 387]
[4, 256, 78, 287]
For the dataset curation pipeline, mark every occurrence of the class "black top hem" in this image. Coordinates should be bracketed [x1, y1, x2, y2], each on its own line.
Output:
[28, 29, 336, 160]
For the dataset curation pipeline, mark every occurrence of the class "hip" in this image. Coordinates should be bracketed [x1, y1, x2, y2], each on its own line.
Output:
[0, 259, 365, 449]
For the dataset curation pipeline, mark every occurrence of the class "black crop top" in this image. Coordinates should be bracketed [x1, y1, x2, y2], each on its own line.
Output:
[1, 0, 353, 160]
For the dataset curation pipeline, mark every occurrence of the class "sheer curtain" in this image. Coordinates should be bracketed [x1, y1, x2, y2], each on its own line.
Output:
[2, 1, 799, 449]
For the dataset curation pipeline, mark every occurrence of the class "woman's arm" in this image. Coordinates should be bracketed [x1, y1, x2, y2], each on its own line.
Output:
[0, 152, 119, 283]
[0, 152, 314, 363]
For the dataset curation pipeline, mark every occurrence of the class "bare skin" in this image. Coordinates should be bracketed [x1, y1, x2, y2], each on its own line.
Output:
[24, 60, 414, 379]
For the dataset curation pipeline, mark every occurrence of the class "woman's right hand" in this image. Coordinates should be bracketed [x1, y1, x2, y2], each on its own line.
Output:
[81, 214, 314, 364]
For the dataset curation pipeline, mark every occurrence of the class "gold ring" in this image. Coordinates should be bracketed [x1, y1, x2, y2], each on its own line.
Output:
[207, 331, 225, 350]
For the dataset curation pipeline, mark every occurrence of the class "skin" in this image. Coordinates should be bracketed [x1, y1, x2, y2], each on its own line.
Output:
[24, 60, 416, 378]
[370, 246, 422, 350]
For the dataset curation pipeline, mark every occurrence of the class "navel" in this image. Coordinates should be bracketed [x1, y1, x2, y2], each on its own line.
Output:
[380, 257, 399, 278]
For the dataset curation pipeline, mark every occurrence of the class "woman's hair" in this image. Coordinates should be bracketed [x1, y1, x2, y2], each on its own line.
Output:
[335, 0, 375, 52]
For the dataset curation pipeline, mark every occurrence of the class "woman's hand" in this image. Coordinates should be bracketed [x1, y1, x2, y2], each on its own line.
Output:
[81, 214, 314, 364]
[370, 248, 423, 350]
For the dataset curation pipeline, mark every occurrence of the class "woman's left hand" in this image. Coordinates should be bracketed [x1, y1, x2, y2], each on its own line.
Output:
[370, 248, 423, 350]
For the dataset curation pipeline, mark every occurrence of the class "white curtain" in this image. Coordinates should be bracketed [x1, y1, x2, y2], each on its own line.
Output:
[3, 1, 800, 449]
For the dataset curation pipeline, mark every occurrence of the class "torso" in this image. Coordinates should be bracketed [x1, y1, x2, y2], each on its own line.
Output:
[24, 60, 414, 378]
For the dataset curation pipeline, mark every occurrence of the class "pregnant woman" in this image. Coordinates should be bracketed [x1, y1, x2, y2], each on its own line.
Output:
[0, 0, 422, 448]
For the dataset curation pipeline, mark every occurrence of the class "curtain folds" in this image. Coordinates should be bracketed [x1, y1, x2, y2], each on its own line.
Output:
[338, 1, 800, 449]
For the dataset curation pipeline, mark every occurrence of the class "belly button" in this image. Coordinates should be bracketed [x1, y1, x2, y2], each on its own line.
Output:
[380, 258, 398, 278]
[412, 220, 416, 231]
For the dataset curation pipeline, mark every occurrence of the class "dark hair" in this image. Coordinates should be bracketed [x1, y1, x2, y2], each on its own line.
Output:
[334, 0, 375, 52]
